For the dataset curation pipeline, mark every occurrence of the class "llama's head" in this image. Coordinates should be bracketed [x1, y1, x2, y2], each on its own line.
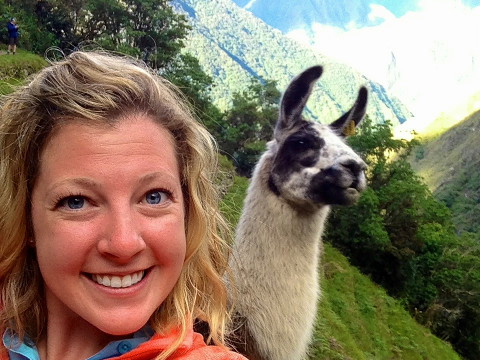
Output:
[268, 66, 367, 209]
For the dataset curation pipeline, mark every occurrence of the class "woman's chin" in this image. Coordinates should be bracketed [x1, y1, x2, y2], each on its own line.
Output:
[95, 319, 149, 336]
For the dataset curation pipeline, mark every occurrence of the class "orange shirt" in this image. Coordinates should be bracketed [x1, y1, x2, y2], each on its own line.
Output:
[110, 328, 246, 360]
[1, 327, 247, 360]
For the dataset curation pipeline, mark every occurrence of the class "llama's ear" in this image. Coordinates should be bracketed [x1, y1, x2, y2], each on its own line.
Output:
[275, 66, 323, 139]
[330, 86, 368, 137]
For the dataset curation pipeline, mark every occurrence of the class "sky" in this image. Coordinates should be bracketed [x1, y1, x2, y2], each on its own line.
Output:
[287, 0, 480, 130]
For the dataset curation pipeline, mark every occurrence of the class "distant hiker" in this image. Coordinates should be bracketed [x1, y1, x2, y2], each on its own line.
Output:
[7, 18, 19, 55]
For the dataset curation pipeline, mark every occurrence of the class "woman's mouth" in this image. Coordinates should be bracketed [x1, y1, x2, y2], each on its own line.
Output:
[90, 270, 146, 288]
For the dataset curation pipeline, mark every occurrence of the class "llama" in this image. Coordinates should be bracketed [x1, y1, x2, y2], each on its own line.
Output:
[228, 66, 368, 360]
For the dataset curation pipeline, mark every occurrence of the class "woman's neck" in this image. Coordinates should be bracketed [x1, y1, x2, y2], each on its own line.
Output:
[37, 316, 127, 360]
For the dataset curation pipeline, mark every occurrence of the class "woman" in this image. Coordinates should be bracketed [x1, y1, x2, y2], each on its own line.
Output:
[0, 51, 246, 360]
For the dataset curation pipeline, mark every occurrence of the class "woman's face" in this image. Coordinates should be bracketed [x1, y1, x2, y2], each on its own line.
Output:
[31, 114, 186, 335]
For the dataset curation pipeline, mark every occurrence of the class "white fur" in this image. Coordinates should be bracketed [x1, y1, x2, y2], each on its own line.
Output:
[229, 146, 330, 360]
[229, 66, 367, 360]
[229, 129, 365, 360]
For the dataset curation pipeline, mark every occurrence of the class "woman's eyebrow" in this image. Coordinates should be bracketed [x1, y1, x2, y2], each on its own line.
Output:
[46, 172, 180, 194]
[138, 172, 179, 186]
[47, 177, 99, 193]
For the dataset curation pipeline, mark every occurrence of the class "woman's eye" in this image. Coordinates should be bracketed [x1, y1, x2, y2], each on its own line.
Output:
[60, 196, 86, 210]
[145, 190, 169, 205]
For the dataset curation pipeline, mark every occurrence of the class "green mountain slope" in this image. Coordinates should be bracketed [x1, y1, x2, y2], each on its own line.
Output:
[314, 244, 461, 359]
[221, 176, 461, 359]
[174, 0, 411, 126]
[411, 110, 480, 235]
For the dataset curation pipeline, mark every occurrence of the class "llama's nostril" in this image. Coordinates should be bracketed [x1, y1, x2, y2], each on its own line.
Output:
[340, 159, 365, 175]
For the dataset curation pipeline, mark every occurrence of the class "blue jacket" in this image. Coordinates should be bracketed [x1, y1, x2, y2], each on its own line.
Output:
[7, 22, 18, 38]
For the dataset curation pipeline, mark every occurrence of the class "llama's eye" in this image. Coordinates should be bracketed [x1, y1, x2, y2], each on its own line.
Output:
[292, 138, 312, 150]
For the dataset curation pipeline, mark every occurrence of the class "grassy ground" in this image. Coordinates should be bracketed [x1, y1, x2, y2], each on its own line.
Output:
[0, 49, 48, 94]
[221, 174, 461, 360]
[311, 244, 460, 359]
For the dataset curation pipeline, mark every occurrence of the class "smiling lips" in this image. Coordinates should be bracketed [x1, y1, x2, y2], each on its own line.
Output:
[91, 270, 146, 288]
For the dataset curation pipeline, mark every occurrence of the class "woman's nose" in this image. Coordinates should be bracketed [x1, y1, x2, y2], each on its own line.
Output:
[97, 209, 146, 262]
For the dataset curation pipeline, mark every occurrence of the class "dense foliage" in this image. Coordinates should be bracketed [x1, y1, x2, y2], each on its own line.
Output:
[1, 1, 53, 53]
[436, 167, 480, 238]
[212, 79, 280, 176]
[325, 119, 480, 359]
[1, 0, 190, 67]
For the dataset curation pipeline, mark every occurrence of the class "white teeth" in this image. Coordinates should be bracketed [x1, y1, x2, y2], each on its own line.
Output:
[92, 270, 145, 288]
[121, 275, 132, 288]
[110, 276, 122, 288]
[131, 272, 139, 284]
[101, 275, 110, 287]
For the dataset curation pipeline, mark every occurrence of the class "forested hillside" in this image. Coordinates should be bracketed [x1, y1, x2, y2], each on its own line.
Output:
[324, 119, 480, 360]
[173, 0, 412, 126]
[412, 110, 480, 237]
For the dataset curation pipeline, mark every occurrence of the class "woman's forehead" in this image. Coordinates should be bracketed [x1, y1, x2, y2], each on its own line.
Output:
[37, 115, 179, 182]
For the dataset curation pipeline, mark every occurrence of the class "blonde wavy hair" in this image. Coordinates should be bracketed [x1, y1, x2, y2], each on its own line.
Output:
[0, 51, 232, 358]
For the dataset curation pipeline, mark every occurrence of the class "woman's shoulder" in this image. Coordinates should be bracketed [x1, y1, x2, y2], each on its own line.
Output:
[112, 330, 247, 360]
[0, 345, 8, 360]
[185, 332, 247, 360]
[0, 328, 7, 360]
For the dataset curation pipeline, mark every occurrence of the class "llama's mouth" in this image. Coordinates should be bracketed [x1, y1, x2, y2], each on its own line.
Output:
[329, 185, 361, 205]
[342, 187, 361, 203]
[308, 183, 361, 206]
[88, 269, 148, 288]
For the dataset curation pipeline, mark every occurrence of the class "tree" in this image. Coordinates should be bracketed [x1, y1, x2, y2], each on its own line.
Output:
[325, 118, 480, 359]
[123, 0, 190, 68]
[217, 79, 280, 176]
[427, 232, 480, 359]
[15, 0, 189, 67]
[0, 0, 57, 53]
[162, 53, 219, 117]
[327, 119, 454, 299]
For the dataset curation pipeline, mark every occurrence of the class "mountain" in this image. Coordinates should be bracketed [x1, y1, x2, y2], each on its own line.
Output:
[233, 0, 480, 131]
[411, 108, 480, 236]
[173, 0, 411, 126]
[419, 90, 480, 138]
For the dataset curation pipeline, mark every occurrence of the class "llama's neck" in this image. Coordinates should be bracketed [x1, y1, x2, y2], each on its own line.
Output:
[230, 151, 330, 360]
[235, 151, 329, 256]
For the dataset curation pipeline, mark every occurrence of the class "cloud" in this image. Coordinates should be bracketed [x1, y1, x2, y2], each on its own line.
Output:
[368, 4, 396, 23]
[244, 0, 257, 10]
[287, 0, 480, 127]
